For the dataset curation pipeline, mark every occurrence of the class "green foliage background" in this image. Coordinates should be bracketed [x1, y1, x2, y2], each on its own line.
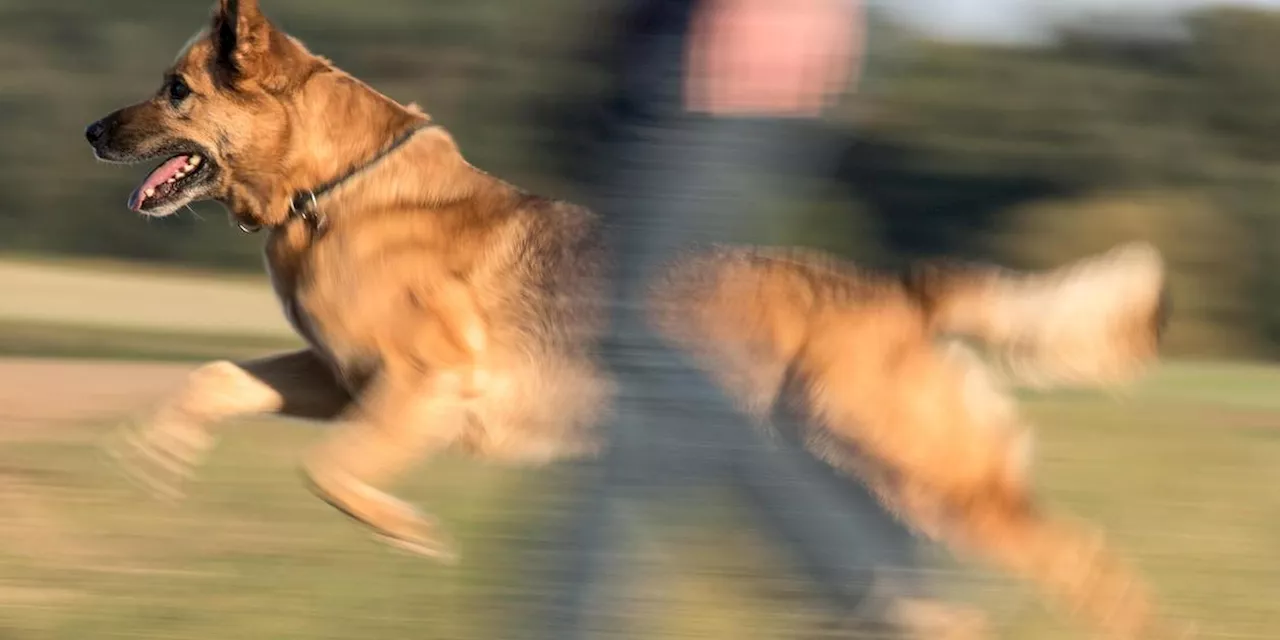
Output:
[9, 0, 1280, 358]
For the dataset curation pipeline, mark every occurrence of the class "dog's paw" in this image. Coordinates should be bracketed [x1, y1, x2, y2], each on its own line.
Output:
[302, 461, 461, 564]
[101, 419, 213, 503]
[373, 529, 459, 564]
[368, 508, 459, 564]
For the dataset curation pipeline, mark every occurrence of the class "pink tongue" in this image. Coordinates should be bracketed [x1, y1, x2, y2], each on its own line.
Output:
[128, 155, 190, 211]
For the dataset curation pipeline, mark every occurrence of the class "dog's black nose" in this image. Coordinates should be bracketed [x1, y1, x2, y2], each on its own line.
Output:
[84, 120, 107, 145]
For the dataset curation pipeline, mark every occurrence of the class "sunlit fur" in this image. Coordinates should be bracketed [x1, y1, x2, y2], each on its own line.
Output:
[649, 242, 1186, 639]
[89, 0, 611, 561]
[906, 242, 1169, 389]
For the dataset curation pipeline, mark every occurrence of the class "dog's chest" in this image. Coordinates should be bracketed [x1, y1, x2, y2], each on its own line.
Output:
[272, 271, 378, 390]
[269, 267, 329, 353]
[277, 289, 315, 344]
[263, 229, 355, 379]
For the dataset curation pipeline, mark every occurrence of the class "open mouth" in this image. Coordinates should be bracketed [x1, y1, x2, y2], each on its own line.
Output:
[127, 152, 215, 214]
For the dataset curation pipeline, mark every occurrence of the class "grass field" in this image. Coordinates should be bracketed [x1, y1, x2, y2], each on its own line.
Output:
[0, 256, 298, 361]
[0, 258, 290, 339]
[0, 259, 1275, 639]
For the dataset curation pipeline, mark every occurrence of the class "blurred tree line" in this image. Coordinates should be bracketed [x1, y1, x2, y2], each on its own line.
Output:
[4, 0, 1278, 358]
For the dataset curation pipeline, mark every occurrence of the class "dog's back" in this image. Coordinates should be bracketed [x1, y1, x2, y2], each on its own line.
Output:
[451, 193, 614, 464]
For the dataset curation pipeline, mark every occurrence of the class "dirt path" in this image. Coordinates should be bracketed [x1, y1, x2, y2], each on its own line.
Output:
[0, 358, 193, 428]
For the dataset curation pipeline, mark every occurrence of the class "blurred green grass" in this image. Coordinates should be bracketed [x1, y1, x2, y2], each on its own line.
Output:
[0, 363, 1273, 639]
[0, 257, 291, 340]
[0, 256, 296, 362]
[0, 259, 1274, 639]
[0, 319, 300, 362]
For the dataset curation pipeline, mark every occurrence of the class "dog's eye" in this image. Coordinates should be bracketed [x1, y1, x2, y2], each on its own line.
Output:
[168, 78, 192, 104]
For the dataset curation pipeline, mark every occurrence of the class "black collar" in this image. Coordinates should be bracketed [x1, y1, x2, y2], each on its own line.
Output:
[238, 120, 438, 234]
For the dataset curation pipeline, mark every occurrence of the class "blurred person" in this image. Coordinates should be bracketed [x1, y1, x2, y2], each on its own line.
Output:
[535, 0, 981, 638]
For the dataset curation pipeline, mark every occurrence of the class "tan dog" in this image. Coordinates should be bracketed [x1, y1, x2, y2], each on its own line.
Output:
[648, 242, 1189, 639]
[84, 2, 1184, 637]
[86, 0, 611, 561]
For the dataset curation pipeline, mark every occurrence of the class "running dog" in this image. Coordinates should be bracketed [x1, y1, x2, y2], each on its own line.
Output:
[86, 0, 611, 561]
[85, 1, 1186, 637]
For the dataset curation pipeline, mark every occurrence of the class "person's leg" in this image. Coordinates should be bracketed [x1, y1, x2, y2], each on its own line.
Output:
[730, 408, 944, 638]
[532, 23, 741, 640]
[535, 14, 935, 640]
[648, 115, 945, 629]
[658, 116, 983, 638]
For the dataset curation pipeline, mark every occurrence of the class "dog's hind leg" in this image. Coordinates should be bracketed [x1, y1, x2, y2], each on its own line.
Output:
[106, 349, 352, 501]
[803, 342, 1182, 639]
[301, 373, 469, 562]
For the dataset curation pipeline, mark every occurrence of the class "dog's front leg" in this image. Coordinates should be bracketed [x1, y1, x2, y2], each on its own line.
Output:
[106, 349, 352, 501]
[301, 372, 469, 562]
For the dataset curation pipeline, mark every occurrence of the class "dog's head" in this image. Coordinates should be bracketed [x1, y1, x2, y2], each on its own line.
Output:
[85, 0, 324, 223]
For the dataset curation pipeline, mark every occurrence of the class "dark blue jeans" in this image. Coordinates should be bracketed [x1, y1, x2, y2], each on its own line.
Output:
[533, 15, 928, 640]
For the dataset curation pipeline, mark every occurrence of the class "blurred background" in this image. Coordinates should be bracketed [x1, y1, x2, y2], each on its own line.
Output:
[0, 0, 1278, 638]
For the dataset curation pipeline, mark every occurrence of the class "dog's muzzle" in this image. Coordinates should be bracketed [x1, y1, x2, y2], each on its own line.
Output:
[84, 113, 120, 155]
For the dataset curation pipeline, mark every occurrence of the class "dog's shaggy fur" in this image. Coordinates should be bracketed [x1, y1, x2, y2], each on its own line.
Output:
[87, 0, 611, 560]
[85, 2, 1187, 637]
[647, 242, 1183, 639]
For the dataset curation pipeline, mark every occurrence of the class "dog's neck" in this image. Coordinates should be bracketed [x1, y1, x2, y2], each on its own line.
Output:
[230, 68, 487, 230]
[278, 118, 438, 232]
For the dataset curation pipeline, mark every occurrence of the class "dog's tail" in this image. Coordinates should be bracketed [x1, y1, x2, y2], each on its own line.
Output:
[903, 242, 1169, 389]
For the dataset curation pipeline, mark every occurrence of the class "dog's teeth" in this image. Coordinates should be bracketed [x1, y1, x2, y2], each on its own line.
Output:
[166, 178, 176, 184]
[189, 155, 202, 166]
[183, 164, 194, 172]
[144, 188, 156, 197]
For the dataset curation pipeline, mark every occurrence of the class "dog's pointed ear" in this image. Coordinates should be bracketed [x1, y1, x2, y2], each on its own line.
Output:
[211, 0, 271, 80]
